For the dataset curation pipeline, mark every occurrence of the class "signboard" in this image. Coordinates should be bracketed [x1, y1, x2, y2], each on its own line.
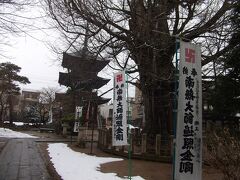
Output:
[174, 41, 202, 180]
[74, 121, 80, 132]
[112, 71, 128, 146]
[74, 106, 83, 132]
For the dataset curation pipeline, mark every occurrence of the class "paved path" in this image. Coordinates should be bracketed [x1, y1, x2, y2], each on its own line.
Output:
[0, 138, 51, 180]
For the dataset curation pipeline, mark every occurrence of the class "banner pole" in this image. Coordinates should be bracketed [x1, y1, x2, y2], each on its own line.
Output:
[172, 39, 179, 180]
[126, 71, 132, 180]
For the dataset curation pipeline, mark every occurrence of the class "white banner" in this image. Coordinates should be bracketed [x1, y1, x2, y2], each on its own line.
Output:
[175, 41, 202, 180]
[75, 106, 83, 120]
[112, 71, 128, 146]
[74, 106, 83, 132]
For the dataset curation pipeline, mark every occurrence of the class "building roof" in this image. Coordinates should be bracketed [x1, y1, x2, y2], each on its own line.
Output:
[62, 52, 109, 73]
[58, 72, 110, 90]
[22, 89, 40, 94]
[55, 91, 111, 105]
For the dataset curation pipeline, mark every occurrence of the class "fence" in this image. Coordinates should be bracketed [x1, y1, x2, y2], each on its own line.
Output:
[98, 128, 173, 162]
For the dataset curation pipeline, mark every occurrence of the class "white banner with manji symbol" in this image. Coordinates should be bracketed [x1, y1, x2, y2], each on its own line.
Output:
[112, 71, 128, 146]
[174, 41, 202, 180]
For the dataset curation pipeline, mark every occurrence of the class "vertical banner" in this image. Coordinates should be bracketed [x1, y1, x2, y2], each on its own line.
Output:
[174, 41, 202, 180]
[112, 71, 128, 146]
[75, 106, 83, 120]
[74, 106, 83, 132]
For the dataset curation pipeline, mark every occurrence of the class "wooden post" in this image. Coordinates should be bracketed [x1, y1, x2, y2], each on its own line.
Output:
[141, 133, 147, 153]
[97, 129, 101, 147]
[156, 134, 161, 156]
[90, 103, 97, 154]
[103, 130, 107, 148]
[169, 135, 174, 156]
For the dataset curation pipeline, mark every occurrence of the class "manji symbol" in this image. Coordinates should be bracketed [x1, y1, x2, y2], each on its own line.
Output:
[185, 48, 195, 63]
[116, 74, 123, 82]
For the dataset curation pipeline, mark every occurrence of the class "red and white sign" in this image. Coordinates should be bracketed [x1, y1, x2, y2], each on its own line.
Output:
[174, 41, 202, 180]
[112, 71, 128, 146]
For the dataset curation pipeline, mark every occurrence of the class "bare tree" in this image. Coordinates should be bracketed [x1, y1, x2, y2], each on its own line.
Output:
[0, 0, 49, 57]
[38, 87, 59, 124]
[44, 0, 238, 135]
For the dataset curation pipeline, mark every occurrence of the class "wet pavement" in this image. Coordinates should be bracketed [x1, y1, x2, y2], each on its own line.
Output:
[0, 138, 51, 180]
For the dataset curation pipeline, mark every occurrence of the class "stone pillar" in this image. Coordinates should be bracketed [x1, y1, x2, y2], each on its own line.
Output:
[156, 134, 161, 156]
[62, 123, 68, 137]
[141, 133, 147, 154]
[77, 127, 87, 148]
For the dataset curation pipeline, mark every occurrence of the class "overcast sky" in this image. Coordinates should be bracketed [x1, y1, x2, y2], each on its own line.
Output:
[0, 2, 135, 100]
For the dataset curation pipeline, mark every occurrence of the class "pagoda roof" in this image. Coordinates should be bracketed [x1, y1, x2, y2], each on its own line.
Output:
[55, 91, 111, 105]
[77, 93, 111, 105]
[55, 91, 95, 102]
[93, 96, 111, 105]
[62, 52, 109, 72]
[58, 72, 110, 90]
[63, 70, 97, 80]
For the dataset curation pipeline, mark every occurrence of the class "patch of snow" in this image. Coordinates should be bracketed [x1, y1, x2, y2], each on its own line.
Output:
[4, 121, 24, 126]
[129, 124, 139, 129]
[48, 143, 145, 180]
[14, 122, 24, 126]
[0, 128, 37, 138]
[128, 124, 135, 129]
[4, 121, 44, 126]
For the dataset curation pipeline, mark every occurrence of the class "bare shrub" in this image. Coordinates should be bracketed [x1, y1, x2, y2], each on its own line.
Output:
[205, 128, 240, 180]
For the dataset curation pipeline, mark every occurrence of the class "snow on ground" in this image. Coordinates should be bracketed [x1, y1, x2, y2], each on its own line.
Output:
[4, 121, 24, 126]
[0, 128, 37, 138]
[48, 143, 145, 180]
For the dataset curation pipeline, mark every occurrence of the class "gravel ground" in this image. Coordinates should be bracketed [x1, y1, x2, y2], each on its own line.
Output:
[41, 141, 223, 180]
[12, 130, 223, 180]
[0, 138, 7, 154]
[38, 143, 62, 180]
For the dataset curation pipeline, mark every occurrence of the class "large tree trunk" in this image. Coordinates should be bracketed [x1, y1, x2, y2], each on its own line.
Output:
[141, 80, 173, 136]
[138, 51, 175, 136]
[128, 0, 176, 136]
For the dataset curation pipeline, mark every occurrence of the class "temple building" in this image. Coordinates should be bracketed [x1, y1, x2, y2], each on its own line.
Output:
[57, 47, 111, 130]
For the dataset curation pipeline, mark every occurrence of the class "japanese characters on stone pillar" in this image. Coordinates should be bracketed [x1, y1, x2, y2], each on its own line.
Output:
[175, 41, 202, 180]
[74, 106, 83, 132]
[112, 71, 128, 146]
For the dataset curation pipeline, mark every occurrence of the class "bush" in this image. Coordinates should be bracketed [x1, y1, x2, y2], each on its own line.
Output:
[205, 128, 240, 180]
